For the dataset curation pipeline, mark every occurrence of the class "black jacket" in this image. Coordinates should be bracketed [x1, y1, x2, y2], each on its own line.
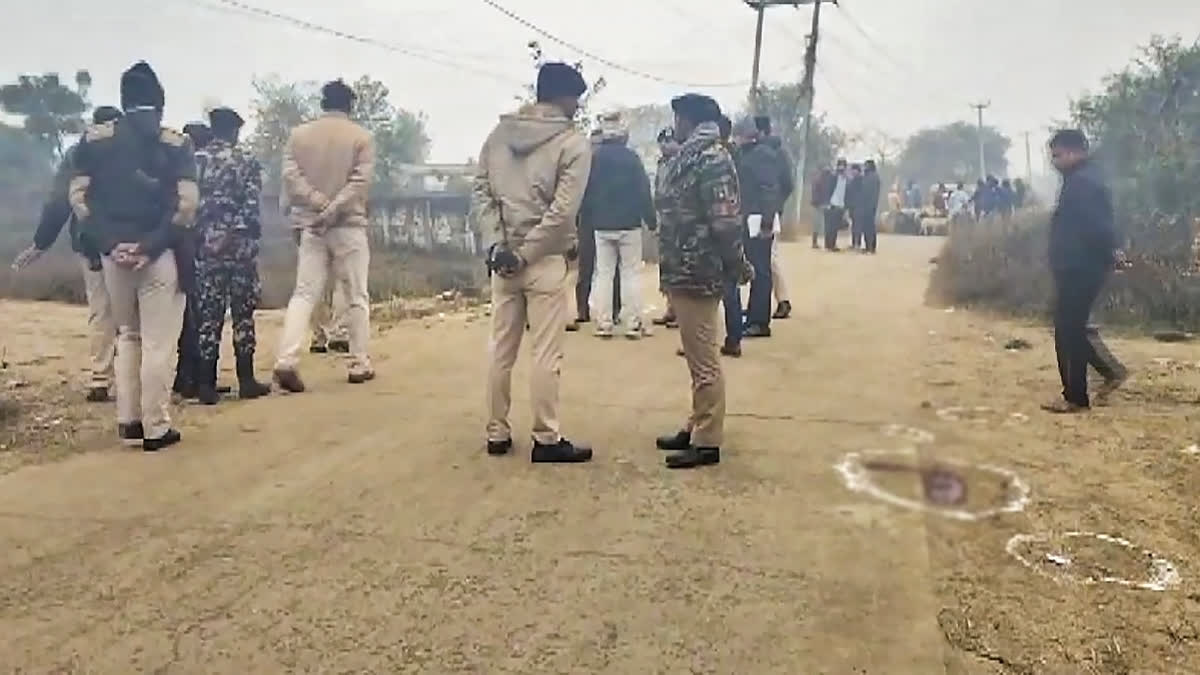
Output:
[33, 145, 95, 261]
[1049, 159, 1117, 276]
[763, 135, 795, 213]
[579, 140, 655, 231]
[855, 170, 881, 217]
[72, 115, 197, 260]
[734, 140, 788, 218]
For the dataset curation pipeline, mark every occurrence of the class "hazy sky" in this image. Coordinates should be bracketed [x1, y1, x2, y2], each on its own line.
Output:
[3, 0, 1198, 173]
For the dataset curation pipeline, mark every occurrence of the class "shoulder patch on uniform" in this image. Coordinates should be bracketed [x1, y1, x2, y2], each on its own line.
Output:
[83, 121, 116, 141]
[160, 127, 186, 147]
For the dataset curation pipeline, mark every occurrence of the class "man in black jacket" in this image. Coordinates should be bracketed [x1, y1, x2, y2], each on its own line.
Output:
[857, 160, 882, 253]
[1042, 129, 1127, 413]
[13, 106, 123, 403]
[755, 117, 796, 319]
[70, 61, 198, 450]
[733, 117, 786, 338]
[578, 113, 656, 339]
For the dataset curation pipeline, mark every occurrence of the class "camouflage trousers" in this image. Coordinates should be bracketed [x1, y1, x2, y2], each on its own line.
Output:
[196, 258, 261, 363]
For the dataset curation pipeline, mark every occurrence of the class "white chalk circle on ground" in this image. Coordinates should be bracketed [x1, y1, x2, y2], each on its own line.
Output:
[833, 448, 1031, 522]
[1005, 532, 1181, 592]
[882, 424, 936, 445]
[936, 406, 1030, 426]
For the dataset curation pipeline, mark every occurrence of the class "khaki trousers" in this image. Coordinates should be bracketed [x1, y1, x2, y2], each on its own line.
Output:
[770, 238, 790, 304]
[102, 251, 186, 439]
[310, 274, 349, 347]
[668, 291, 725, 448]
[487, 255, 569, 445]
[79, 255, 116, 389]
[276, 227, 371, 375]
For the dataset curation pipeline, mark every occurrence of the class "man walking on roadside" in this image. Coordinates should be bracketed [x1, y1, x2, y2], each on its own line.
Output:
[474, 62, 594, 463]
[579, 112, 655, 339]
[813, 159, 848, 251]
[856, 159, 882, 254]
[273, 79, 376, 392]
[755, 116, 795, 320]
[654, 94, 751, 470]
[173, 121, 213, 401]
[1041, 129, 1127, 414]
[192, 107, 271, 404]
[69, 61, 196, 451]
[13, 106, 123, 404]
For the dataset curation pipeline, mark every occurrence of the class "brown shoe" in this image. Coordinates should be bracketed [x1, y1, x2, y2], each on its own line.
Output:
[1094, 373, 1129, 406]
[348, 370, 376, 384]
[1041, 399, 1086, 414]
[273, 368, 306, 393]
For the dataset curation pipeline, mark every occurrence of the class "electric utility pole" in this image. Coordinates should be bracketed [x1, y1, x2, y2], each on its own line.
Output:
[1024, 131, 1033, 185]
[970, 100, 991, 180]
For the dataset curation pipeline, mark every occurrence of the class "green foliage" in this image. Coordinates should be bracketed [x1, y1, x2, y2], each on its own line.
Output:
[897, 122, 1010, 185]
[752, 81, 845, 180]
[1072, 36, 1200, 268]
[247, 74, 431, 197]
[0, 71, 91, 161]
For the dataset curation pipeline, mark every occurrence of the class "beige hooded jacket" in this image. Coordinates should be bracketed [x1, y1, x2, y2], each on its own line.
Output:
[472, 103, 592, 264]
[282, 112, 375, 230]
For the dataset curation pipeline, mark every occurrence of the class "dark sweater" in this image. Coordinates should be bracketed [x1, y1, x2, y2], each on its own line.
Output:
[1049, 159, 1117, 276]
[71, 115, 196, 259]
[734, 140, 789, 218]
[579, 140, 656, 231]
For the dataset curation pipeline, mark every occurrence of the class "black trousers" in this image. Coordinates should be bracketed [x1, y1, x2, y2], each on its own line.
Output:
[861, 208, 878, 252]
[173, 291, 201, 392]
[745, 236, 774, 328]
[574, 227, 619, 321]
[824, 207, 845, 250]
[1053, 269, 1125, 406]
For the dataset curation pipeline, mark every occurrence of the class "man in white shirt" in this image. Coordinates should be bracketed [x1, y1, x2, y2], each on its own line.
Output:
[824, 158, 849, 251]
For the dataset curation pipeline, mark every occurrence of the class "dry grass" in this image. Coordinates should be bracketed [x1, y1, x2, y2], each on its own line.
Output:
[927, 210, 1200, 330]
[0, 230, 486, 310]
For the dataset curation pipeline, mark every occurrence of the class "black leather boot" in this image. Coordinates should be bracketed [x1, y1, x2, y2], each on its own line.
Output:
[237, 354, 271, 400]
[196, 359, 220, 405]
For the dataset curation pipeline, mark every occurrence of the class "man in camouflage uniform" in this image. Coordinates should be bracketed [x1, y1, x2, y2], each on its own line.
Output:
[193, 107, 271, 404]
[653, 94, 752, 470]
[69, 61, 197, 451]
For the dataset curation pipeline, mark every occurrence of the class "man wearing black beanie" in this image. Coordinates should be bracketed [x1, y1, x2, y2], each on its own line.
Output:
[69, 61, 198, 451]
[474, 61, 594, 463]
[654, 93, 752, 470]
[13, 105, 124, 404]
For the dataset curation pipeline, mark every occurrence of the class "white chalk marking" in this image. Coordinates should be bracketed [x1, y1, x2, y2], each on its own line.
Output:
[935, 406, 1029, 426]
[1182, 444, 1200, 455]
[1006, 532, 1181, 592]
[882, 424, 936, 444]
[833, 449, 1031, 522]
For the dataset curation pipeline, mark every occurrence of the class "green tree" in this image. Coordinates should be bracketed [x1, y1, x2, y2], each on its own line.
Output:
[896, 122, 1011, 185]
[0, 71, 92, 161]
[247, 74, 431, 198]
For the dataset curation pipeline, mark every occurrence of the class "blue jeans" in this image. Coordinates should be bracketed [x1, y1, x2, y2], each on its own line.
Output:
[745, 236, 774, 328]
[722, 281, 742, 347]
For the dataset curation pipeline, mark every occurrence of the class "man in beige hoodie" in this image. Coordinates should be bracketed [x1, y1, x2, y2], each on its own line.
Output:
[475, 62, 593, 463]
[273, 80, 375, 391]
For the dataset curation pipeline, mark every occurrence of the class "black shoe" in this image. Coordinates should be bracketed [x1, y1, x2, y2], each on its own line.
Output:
[487, 439, 513, 456]
[144, 429, 182, 452]
[565, 321, 580, 333]
[744, 324, 772, 338]
[656, 430, 691, 451]
[309, 343, 329, 354]
[273, 368, 306, 393]
[86, 386, 110, 403]
[347, 370, 376, 384]
[531, 438, 593, 463]
[196, 359, 220, 405]
[666, 446, 720, 469]
[236, 354, 271, 400]
[118, 421, 144, 446]
[721, 342, 742, 358]
[329, 339, 350, 354]
[772, 301, 792, 320]
[576, 315, 591, 324]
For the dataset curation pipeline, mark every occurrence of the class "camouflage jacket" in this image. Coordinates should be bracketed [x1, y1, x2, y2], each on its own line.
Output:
[654, 122, 748, 297]
[195, 139, 263, 262]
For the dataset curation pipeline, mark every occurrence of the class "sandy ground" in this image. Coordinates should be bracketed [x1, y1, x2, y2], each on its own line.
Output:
[1, 234, 1198, 674]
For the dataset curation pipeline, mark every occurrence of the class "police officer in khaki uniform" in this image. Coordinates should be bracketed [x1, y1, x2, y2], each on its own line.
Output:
[474, 63, 594, 463]
[69, 61, 197, 451]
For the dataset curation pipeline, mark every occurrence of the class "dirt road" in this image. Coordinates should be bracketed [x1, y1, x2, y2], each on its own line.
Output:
[1, 235, 1198, 673]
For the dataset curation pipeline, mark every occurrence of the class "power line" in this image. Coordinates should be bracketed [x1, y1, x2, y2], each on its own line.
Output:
[478, 0, 749, 88]
[185, 0, 525, 87]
